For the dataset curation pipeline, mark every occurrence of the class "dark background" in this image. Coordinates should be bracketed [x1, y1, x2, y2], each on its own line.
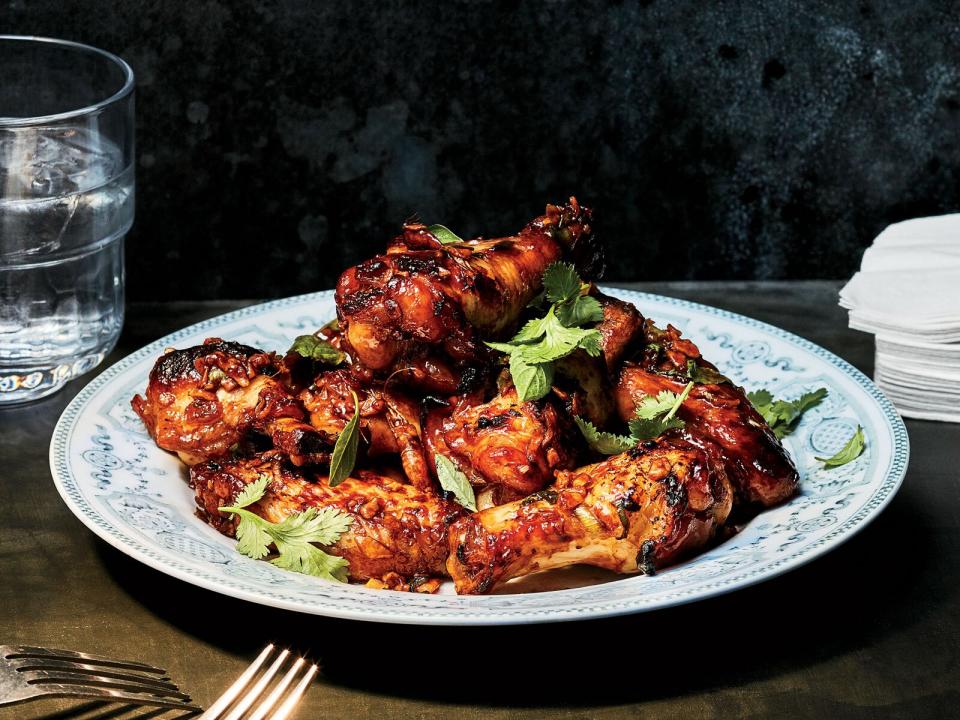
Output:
[5, 0, 960, 300]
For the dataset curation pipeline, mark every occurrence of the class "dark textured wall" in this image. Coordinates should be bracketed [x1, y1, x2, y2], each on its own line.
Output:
[5, 1, 960, 299]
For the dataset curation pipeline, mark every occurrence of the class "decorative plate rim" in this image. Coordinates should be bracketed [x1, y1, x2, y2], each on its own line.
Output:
[49, 289, 910, 625]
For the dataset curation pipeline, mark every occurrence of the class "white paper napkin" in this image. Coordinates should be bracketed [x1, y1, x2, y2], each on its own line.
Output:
[839, 213, 960, 422]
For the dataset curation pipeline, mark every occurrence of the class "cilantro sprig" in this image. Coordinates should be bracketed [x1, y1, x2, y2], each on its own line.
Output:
[747, 388, 828, 439]
[575, 381, 694, 454]
[486, 263, 603, 401]
[219, 476, 353, 582]
[629, 382, 694, 440]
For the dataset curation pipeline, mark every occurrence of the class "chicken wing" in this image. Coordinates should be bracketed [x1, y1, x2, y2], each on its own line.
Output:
[298, 368, 432, 489]
[616, 322, 799, 508]
[593, 290, 643, 369]
[132, 339, 326, 466]
[446, 437, 733, 594]
[191, 453, 466, 582]
[424, 386, 579, 503]
[335, 198, 599, 393]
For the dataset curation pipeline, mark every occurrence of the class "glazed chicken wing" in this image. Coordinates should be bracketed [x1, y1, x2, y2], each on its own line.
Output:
[446, 437, 733, 594]
[424, 386, 579, 504]
[594, 289, 646, 373]
[132, 339, 325, 466]
[191, 453, 466, 583]
[298, 368, 432, 489]
[335, 199, 599, 393]
[616, 322, 799, 508]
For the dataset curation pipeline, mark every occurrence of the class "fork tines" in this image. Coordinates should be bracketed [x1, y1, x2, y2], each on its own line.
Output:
[1, 644, 198, 711]
[200, 645, 318, 720]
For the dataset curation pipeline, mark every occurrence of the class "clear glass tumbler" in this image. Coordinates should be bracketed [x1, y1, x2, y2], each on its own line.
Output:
[0, 36, 134, 403]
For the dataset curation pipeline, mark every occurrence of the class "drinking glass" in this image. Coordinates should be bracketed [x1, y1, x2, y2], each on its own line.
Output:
[0, 36, 134, 404]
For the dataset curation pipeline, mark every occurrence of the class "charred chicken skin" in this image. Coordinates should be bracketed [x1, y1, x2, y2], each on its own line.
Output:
[616, 322, 799, 507]
[191, 454, 466, 582]
[131, 339, 326, 466]
[446, 436, 733, 594]
[335, 199, 598, 393]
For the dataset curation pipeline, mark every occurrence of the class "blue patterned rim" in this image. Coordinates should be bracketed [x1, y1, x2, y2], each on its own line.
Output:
[49, 289, 910, 625]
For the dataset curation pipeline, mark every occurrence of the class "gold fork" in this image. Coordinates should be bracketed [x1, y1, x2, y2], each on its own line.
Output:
[198, 645, 317, 720]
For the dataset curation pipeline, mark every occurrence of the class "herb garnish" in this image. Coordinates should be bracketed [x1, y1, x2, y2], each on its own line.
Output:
[817, 425, 866, 468]
[573, 417, 635, 454]
[746, 388, 828, 438]
[486, 263, 603, 401]
[219, 476, 353, 582]
[288, 333, 345, 366]
[575, 382, 695, 454]
[435, 454, 478, 511]
[427, 224, 464, 244]
[686, 359, 729, 385]
[329, 391, 360, 487]
[628, 382, 694, 440]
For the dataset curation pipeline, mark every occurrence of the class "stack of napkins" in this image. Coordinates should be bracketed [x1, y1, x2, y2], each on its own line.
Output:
[840, 214, 960, 422]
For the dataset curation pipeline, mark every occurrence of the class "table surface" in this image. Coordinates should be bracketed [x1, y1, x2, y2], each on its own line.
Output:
[2, 281, 957, 720]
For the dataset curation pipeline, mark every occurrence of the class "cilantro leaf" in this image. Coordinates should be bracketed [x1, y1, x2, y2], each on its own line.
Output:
[748, 387, 828, 438]
[219, 481, 354, 582]
[288, 334, 345, 366]
[747, 389, 773, 407]
[231, 474, 269, 509]
[628, 415, 686, 441]
[486, 264, 602, 401]
[577, 329, 603, 357]
[628, 382, 693, 441]
[271, 542, 350, 582]
[427, 224, 464, 244]
[633, 389, 683, 420]
[686, 359, 729, 385]
[509, 354, 553, 402]
[574, 416, 635, 454]
[270, 505, 353, 546]
[512, 315, 550, 343]
[230, 508, 273, 560]
[435, 454, 478, 511]
[816, 425, 866, 468]
[329, 391, 361, 486]
[489, 309, 601, 366]
[556, 294, 604, 327]
[543, 262, 582, 303]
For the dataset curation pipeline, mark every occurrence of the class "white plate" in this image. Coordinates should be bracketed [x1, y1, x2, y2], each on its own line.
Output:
[49, 289, 909, 625]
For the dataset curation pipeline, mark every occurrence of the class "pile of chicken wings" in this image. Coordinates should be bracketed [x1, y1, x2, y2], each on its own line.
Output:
[132, 199, 798, 594]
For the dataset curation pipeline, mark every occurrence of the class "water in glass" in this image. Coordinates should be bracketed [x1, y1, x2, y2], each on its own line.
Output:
[0, 125, 133, 402]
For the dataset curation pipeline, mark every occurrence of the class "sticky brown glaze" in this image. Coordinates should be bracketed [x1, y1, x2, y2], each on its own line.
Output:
[615, 322, 799, 508]
[191, 453, 466, 582]
[424, 386, 580, 501]
[446, 437, 733, 594]
[593, 289, 646, 373]
[131, 339, 325, 465]
[335, 199, 598, 393]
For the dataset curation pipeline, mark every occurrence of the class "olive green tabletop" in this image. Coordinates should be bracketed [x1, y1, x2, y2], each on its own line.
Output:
[2, 281, 956, 720]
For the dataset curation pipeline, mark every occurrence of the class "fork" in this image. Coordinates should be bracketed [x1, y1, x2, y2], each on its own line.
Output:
[0, 644, 199, 712]
[198, 645, 317, 720]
